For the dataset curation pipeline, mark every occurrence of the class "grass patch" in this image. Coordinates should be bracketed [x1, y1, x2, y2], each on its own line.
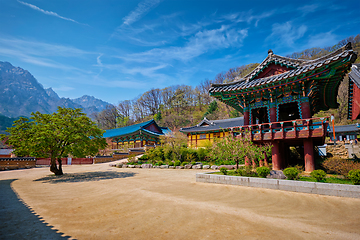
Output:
[299, 176, 352, 184]
[213, 171, 354, 184]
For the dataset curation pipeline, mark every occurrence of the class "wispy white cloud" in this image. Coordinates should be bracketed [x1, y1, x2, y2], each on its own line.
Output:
[53, 86, 75, 92]
[119, 25, 248, 63]
[221, 10, 275, 27]
[17, 0, 87, 25]
[122, 0, 162, 26]
[0, 36, 95, 72]
[305, 31, 338, 49]
[298, 4, 320, 15]
[0, 37, 95, 58]
[266, 21, 307, 47]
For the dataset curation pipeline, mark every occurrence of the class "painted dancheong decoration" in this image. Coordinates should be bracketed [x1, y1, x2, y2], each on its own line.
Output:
[208, 43, 357, 172]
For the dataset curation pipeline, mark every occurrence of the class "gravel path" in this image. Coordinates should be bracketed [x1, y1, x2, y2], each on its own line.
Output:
[1, 163, 360, 240]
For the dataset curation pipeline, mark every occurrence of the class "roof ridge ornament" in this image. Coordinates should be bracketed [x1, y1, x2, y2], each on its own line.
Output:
[268, 49, 273, 56]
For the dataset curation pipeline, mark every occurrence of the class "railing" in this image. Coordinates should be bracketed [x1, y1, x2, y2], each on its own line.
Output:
[233, 116, 329, 142]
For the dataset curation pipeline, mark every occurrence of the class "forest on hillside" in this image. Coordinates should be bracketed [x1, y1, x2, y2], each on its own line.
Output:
[93, 34, 360, 130]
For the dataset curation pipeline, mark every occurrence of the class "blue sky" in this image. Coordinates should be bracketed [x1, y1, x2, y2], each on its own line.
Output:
[0, 0, 359, 104]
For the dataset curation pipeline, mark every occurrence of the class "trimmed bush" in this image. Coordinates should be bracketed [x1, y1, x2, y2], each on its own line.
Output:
[168, 161, 174, 166]
[348, 169, 360, 185]
[256, 166, 270, 178]
[220, 167, 228, 175]
[181, 161, 189, 166]
[138, 154, 148, 160]
[283, 167, 299, 180]
[236, 166, 257, 177]
[174, 160, 181, 166]
[156, 160, 164, 166]
[310, 169, 326, 182]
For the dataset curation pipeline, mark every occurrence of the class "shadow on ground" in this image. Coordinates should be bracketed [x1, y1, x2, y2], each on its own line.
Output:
[34, 171, 137, 184]
[0, 179, 72, 240]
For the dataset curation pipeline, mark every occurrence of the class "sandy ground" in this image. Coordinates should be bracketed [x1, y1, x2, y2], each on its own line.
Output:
[1, 162, 360, 240]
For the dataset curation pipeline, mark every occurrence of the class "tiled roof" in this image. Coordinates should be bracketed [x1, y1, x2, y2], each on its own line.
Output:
[349, 64, 360, 88]
[210, 43, 356, 93]
[0, 149, 13, 155]
[180, 117, 244, 133]
[103, 120, 165, 138]
[328, 124, 360, 134]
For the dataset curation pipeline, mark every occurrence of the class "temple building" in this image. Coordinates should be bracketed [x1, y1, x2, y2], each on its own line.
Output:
[348, 64, 360, 120]
[103, 120, 170, 149]
[328, 124, 360, 142]
[209, 43, 357, 172]
[180, 117, 244, 148]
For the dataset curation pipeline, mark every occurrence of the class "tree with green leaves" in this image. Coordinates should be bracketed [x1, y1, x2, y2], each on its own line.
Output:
[1, 107, 107, 175]
[209, 135, 272, 169]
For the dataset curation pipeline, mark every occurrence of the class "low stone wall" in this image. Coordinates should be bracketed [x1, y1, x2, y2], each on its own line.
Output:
[0, 157, 36, 170]
[196, 173, 360, 199]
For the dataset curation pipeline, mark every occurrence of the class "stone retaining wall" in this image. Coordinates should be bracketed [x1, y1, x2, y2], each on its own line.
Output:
[196, 173, 360, 199]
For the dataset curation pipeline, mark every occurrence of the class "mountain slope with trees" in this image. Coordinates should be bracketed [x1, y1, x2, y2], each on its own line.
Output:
[94, 34, 360, 130]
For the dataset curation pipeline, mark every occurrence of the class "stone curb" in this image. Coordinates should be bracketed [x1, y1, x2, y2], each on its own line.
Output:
[196, 172, 360, 199]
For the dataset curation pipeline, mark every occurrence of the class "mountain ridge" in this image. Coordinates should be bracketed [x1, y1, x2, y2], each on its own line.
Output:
[0, 61, 112, 118]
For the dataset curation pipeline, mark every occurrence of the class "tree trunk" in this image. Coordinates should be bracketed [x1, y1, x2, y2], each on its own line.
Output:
[50, 157, 63, 175]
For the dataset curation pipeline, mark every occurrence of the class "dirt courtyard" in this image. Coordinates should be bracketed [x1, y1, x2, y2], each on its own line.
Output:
[1, 163, 360, 240]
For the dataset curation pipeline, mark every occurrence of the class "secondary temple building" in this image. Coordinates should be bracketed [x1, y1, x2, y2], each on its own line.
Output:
[180, 117, 244, 147]
[208, 43, 357, 172]
[103, 120, 170, 149]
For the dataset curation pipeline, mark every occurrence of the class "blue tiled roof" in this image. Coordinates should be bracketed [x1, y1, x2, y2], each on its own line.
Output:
[103, 120, 164, 138]
[160, 127, 172, 135]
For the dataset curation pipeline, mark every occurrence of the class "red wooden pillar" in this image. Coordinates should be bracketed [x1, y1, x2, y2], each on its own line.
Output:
[300, 101, 311, 119]
[272, 141, 282, 170]
[244, 111, 249, 126]
[304, 138, 315, 172]
[269, 106, 277, 122]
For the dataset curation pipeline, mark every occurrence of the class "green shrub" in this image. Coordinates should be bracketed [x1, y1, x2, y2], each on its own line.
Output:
[157, 160, 164, 166]
[168, 161, 174, 166]
[348, 169, 360, 185]
[181, 161, 189, 166]
[220, 167, 228, 175]
[256, 166, 270, 178]
[283, 167, 299, 180]
[138, 154, 148, 160]
[236, 166, 257, 177]
[174, 160, 181, 166]
[164, 148, 173, 161]
[310, 169, 326, 182]
[197, 148, 209, 162]
[127, 154, 137, 164]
